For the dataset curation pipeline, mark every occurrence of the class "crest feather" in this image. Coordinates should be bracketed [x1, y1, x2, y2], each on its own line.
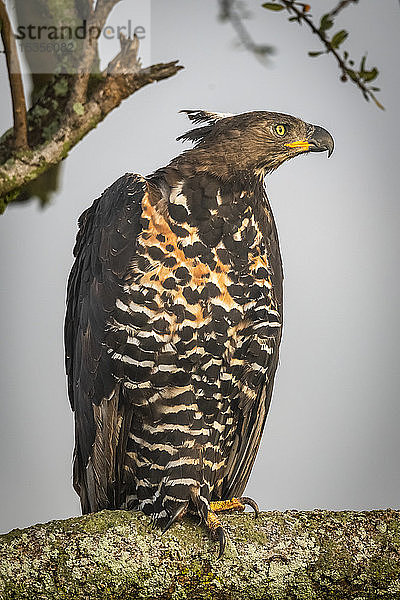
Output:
[177, 109, 234, 145]
[180, 109, 234, 125]
[176, 125, 213, 144]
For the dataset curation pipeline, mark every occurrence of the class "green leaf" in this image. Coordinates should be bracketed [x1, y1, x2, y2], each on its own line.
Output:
[73, 102, 85, 116]
[320, 14, 334, 32]
[362, 67, 378, 82]
[262, 3, 285, 10]
[331, 30, 348, 49]
[308, 51, 323, 57]
[360, 54, 366, 73]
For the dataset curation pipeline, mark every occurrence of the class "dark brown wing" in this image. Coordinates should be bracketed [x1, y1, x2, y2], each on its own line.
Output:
[65, 173, 146, 513]
[220, 190, 283, 499]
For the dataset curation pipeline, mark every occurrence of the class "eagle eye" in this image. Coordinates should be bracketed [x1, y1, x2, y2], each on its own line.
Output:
[274, 124, 287, 136]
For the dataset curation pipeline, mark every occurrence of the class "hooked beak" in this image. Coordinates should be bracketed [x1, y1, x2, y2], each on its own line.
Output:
[307, 125, 334, 157]
[284, 125, 334, 158]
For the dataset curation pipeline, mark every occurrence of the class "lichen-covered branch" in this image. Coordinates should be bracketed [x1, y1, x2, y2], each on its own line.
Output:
[1, 509, 399, 599]
[0, 1, 183, 213]
[0, 51, 183, 213]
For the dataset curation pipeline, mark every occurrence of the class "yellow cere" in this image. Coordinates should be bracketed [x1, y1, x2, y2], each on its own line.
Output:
[284, 139, 310, 151]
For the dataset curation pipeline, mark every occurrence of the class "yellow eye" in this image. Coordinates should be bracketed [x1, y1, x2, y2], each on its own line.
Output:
[275, 124, 286, 136]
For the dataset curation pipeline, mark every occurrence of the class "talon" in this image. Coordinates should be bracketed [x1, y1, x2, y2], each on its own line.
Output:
[216, 525, 227, 559]
[161, 502, 188, 534]
[239, 496, 259, 518]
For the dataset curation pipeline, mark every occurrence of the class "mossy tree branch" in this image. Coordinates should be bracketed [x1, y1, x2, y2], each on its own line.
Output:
[0, 2, 183, 214]
[0, 38, 183, 213]
[1, 509, 400, 599]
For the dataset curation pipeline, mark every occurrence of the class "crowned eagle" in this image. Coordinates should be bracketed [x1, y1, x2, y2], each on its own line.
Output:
[65, 109, 334, 556]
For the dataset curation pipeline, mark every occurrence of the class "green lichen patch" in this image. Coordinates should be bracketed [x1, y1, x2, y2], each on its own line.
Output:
[72, 103, 85, 116]
[53, 78, 69, 97]
[30, 105, 50, 120]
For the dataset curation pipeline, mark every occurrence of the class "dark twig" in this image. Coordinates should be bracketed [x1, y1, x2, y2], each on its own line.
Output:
[220, 0, 274, 61]
[0, 0, 28, 150]
[277, 0, 383, 109]
[328, 0, 359, 18]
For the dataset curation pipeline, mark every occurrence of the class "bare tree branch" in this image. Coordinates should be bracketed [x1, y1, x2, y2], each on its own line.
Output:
[0, 0, 28, 150]
[68, 0, 122, 107]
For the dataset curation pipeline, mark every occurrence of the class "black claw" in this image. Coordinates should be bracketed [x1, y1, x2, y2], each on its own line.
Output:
[239, 496, 259, 518]
[161, 502, 188, 534]
[216, 525, 227, 559]
[161, 516, 175, 535]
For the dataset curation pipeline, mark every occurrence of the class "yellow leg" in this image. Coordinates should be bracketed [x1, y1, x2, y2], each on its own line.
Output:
[210, 497, 245, 513]
[207, 509, 222, 531]
[206, 497, 259, 559]
[210, 496, 259, 516]
[206, 509, 226, 558]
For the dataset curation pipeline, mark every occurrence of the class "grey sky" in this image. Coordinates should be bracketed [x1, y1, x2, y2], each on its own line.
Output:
[1, 1, 399, 533]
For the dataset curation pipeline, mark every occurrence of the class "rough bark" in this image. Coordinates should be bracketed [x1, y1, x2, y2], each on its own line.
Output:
[1, 509, 399, 599]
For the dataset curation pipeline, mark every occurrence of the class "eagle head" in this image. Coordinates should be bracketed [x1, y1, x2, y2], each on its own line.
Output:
[175, 109, 334, 183]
